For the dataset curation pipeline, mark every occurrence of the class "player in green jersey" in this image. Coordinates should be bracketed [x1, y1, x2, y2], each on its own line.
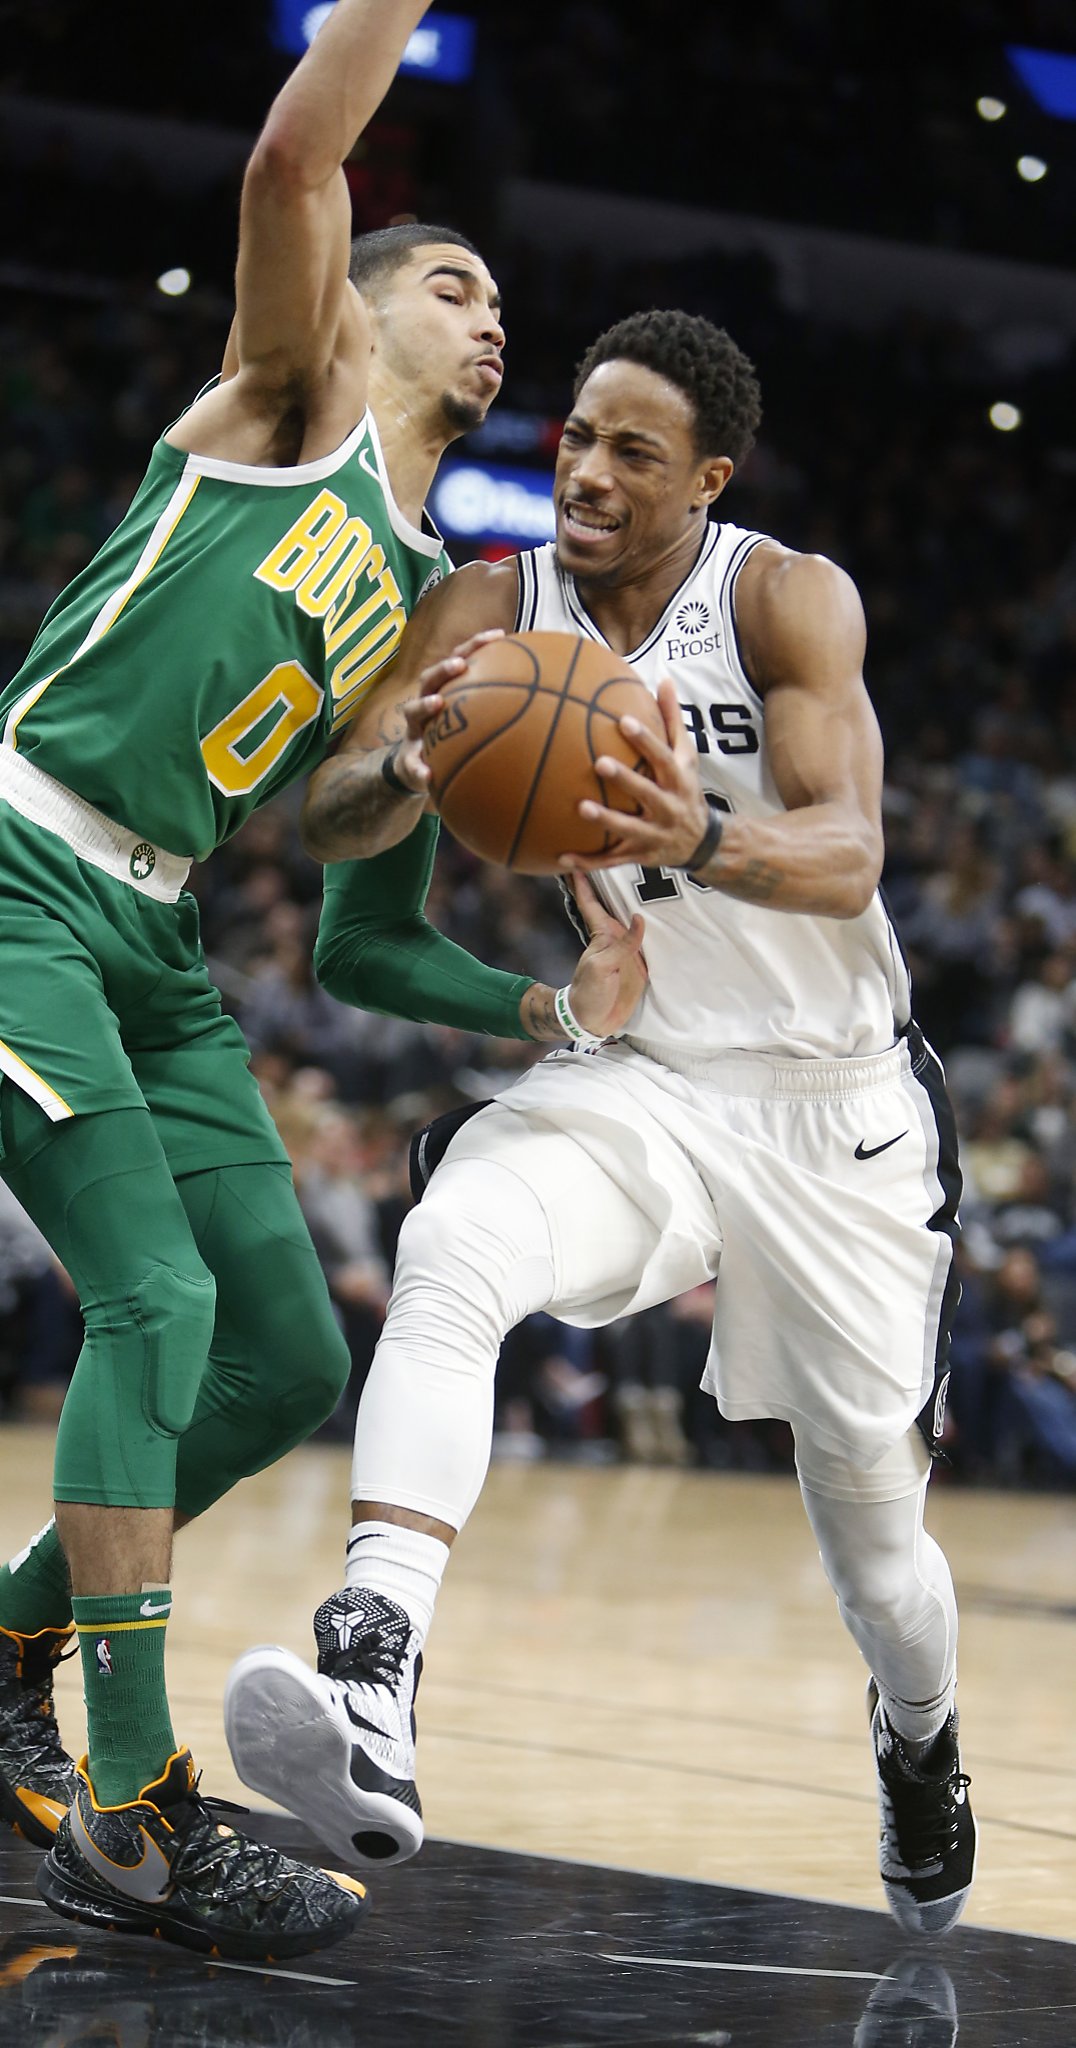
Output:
[0, 0, 642, 1960]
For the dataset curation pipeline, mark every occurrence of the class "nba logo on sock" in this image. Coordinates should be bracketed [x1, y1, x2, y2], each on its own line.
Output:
[95, 1637, 112, 1678]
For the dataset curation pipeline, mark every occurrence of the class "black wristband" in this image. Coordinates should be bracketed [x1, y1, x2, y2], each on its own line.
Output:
[381, 743, 414, 799]
[680, 802, 724, 875]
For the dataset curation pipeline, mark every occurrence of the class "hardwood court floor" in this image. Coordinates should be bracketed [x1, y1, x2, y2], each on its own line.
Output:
[1, 1425, 1072, 1943]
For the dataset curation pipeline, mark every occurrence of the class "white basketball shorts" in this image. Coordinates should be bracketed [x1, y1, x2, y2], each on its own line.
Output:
[441, 1023, 961, 1468]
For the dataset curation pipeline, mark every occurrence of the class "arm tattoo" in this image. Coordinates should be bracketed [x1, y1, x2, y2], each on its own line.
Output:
[718, 858, 785, 903]
[519, 983, 564, 1043]
[304, 747, 422, 861]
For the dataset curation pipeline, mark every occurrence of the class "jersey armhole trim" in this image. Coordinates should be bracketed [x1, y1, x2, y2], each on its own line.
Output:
[515, 551, 538, 632]
[157, 411, 372, 491]
[723, 533, 767, 706]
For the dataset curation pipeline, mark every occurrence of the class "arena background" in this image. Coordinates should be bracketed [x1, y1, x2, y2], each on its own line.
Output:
[0, 7, 1074, 2037]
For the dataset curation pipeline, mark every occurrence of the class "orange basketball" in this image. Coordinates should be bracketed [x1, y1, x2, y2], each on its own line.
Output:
[421, 631, 664, 874]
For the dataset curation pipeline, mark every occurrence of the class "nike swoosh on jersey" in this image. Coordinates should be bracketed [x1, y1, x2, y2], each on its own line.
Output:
[70, 1801, 173, 1904]
[853, 1133, 907, 1161]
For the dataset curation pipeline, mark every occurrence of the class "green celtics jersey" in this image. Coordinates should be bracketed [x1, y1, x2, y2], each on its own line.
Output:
[0, 410, 451, 858]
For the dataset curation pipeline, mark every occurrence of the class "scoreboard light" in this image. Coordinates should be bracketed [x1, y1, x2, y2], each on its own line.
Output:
[271, 3, 476, 82]
[431, 462, 555, 546]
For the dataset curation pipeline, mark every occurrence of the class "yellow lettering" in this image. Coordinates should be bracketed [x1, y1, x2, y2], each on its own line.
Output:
[255, 491, 347, 592]
[202, 662, 324, 795]
[295, 516, 374, 618]
[330, 608, 406, 723]
[324, 550, 401, 660]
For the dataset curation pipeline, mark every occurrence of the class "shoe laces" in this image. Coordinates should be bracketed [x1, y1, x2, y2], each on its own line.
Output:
[0, 1635, 76, 1764]
[880, 1737, 971, 1868]
[326, 1627, 408, 1690]
[168, 1780, 317, 1902]
[317, 1603, 411, 1690]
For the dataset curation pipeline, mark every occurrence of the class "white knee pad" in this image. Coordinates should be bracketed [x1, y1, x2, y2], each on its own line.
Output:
[350, 1160, 557, 1529]
[390, 1158, 557, 1347]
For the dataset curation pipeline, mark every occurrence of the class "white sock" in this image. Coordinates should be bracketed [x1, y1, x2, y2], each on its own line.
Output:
[344, 1520, 449, 1646]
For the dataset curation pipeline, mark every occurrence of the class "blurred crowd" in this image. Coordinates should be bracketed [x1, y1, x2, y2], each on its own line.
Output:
[1, 214, 1075, 1489]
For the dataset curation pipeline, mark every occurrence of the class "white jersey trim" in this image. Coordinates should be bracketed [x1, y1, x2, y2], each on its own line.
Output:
[362, 412, 446, 561]
[719, 530, 767, 704]
[556, 524, 726, 664]
[160, 413, 372, 489]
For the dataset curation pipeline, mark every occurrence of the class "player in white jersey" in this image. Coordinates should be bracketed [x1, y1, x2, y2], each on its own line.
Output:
[225, 311, 976, 1935]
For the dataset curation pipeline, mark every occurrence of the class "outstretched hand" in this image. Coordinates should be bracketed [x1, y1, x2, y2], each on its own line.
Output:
[390, 630, 505, 796]
[557, 678, 709, 872]
[566, 871, 648, 1038]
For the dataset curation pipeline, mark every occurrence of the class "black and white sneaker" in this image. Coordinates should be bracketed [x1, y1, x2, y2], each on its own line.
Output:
[854, 1958, 958, 2048]
[869, 1679, 976, 1935]
[0, 1625, 78, 1846]
[224, 1588, 424, 1868]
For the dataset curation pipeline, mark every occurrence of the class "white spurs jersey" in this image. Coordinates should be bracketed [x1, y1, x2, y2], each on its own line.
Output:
[515, 525, 911, 1060]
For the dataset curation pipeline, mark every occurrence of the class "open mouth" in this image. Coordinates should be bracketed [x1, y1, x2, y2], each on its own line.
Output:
[562, 502, 619, 540]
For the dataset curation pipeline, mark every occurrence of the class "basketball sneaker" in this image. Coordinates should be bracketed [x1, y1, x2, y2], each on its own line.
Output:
[0, 1624, 78, 1846]
[854, 1958, 958, 2048]
[868, 1679, 976, 1935]
[36, 1749, 368, 1959]
[224, 1586, 424, 1867]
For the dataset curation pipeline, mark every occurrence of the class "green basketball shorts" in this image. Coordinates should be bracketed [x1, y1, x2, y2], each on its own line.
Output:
[0, 802, 288, 1177]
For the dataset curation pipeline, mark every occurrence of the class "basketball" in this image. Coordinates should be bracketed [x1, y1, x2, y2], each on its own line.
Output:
[420, 631, 664, 873]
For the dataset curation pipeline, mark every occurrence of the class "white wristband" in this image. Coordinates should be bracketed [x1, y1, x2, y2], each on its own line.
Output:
[554, 985, 606, 1051]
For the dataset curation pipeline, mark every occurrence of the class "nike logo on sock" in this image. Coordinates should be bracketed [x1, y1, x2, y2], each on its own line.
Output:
[854, 1132, 907, 1161]
[346, 1532, 391, 1551]
[138, 1599, 171, 1618]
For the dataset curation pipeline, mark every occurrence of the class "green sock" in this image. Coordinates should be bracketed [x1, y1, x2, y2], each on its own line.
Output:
[71, 1590, 178, 1807]
[0, 1519, 73, 1636]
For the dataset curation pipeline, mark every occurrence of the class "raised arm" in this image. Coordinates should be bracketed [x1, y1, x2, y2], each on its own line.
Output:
[559, 545, 885, 919]
[172, 0, 427, 446]
[301, 558, 519, 862]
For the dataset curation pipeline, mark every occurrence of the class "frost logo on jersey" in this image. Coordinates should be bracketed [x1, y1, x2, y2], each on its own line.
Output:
[129, 842, 156, 881]
[254, 488, 407, 729]
[665, 598, 723, 662]
[416, 567, 445, 604]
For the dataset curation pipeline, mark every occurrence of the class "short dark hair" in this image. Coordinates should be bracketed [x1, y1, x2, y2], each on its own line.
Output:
[573, 310, 762, 468]
[349, 223, 481, 297]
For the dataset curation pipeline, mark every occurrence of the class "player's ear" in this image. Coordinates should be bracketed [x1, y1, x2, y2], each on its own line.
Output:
[691, 455, 734, 513]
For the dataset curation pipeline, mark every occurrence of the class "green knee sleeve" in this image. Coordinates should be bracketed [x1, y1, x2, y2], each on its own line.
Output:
[0, 1097, 217, 1508]
[174, 1162, 350, 1518]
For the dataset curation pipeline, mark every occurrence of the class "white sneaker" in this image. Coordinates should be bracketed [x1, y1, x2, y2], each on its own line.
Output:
[224, 1588, 424, 1867]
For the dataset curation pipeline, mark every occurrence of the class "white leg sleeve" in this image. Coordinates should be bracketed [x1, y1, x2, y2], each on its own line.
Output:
[350, 1159, 559, 1530]
[796, 1427, 958, 1746]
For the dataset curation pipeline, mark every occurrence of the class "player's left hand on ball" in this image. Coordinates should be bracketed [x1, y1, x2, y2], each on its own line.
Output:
[389, 694, 442, 795]
[557, 678, 709, 872]
[402, 633, 507, 795]
[566, 871, 649, 1037]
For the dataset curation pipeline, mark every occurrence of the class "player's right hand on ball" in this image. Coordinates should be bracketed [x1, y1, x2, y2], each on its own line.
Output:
[567, 872, 649, 1037]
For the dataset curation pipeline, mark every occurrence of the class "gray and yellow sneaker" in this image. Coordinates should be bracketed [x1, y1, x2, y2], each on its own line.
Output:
[37, 1749, 368, 1960]
[0, 1624, 78, 1846]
